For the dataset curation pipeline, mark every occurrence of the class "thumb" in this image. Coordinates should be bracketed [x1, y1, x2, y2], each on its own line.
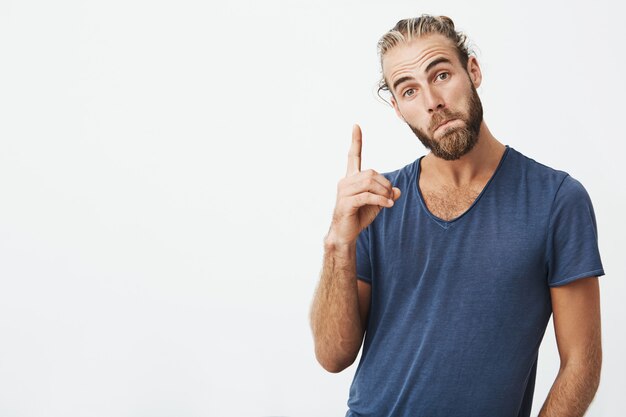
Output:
[392, 187, 401, 201]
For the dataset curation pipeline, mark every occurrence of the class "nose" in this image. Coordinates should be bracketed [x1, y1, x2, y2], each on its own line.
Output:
[423, 86, 445, 113]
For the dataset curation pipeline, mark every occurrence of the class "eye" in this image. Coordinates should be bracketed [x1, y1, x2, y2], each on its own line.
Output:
[436, 72, 450, 81]
[402, 88, 416, 98]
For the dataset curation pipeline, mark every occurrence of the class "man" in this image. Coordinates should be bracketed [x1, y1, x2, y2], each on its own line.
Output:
[309, 14, 605, 417]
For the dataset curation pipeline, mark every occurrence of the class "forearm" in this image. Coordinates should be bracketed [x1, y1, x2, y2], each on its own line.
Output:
[310, 237, 363, 373]
[537, 361, 601, 417]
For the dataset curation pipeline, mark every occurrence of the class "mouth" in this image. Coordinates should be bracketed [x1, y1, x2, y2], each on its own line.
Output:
[435, 119, 457, 132]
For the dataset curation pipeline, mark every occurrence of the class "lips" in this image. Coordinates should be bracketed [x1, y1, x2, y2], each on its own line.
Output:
[434, 119, 456, 132]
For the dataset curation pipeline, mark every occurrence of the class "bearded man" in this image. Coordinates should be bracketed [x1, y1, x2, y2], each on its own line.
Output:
[310, 14, 605, 417]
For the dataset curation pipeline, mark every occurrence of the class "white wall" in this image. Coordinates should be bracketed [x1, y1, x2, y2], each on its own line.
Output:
[0, 0, 624, 416]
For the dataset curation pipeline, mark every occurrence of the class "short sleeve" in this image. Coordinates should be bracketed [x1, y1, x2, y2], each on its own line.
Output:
[545, 175, 605, 287]
[356, 226, 372, 283]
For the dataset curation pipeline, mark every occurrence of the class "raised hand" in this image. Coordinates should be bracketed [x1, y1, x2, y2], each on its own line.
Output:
[327, 124, 401, 246]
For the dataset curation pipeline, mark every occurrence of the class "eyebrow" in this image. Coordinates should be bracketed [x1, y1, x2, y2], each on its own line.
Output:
[391, 57, 453, 92]
[424, 57, 452, 74]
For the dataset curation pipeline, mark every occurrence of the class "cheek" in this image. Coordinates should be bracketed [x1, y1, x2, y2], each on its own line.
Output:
[453, 83, 475, 112]
[412, 116, 432, 133]
[408, 112, 431, 131]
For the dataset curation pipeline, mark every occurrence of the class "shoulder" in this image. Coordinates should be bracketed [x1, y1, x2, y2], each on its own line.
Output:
[511, 148, 592, 197]
[507, 147, 570, 188]
[501, 147, 594, 210]
[549, 175, 596, 225]
[507, 148, 596, 221]
[380, 157, 422, 186]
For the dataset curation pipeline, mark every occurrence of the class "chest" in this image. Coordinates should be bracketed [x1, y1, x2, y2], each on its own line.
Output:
[421, 186, 482, 221]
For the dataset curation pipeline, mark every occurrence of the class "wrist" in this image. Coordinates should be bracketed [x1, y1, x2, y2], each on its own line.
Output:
[324, 231, 356, 253]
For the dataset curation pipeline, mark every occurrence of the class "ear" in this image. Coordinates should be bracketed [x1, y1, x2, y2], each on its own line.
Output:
[390, 95, 406, 122]
[466, 56, 482, 89]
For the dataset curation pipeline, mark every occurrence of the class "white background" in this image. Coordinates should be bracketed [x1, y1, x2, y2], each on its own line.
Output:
[0, 0, 624, 416]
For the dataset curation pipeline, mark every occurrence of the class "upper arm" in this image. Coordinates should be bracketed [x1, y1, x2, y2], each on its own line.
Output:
[550, 276, 602, 368]
[357, 279, 371, 335]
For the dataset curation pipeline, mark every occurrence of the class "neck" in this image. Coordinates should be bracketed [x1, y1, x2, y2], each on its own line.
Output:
[422, 121, 506, 188]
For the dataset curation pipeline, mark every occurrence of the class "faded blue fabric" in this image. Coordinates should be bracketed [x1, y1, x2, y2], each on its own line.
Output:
[347, 146, 604, 417]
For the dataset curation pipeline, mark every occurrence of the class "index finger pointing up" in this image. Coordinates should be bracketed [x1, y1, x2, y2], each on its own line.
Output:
[346, 124, 362, 176]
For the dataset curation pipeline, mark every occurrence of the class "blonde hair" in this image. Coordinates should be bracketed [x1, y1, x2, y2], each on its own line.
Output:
[377, 14, 473, 98]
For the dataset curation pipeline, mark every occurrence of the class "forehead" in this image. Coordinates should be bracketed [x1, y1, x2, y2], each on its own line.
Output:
[382, 34, 461, 82]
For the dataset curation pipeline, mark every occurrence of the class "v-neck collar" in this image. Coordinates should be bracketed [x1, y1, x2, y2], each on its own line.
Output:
[414, 145, 511, 229]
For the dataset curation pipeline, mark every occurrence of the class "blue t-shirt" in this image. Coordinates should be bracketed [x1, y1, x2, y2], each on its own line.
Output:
[348, 146, 605, 417]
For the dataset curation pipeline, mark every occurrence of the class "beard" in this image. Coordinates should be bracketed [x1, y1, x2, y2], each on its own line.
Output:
[408, 81, 483, 161]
